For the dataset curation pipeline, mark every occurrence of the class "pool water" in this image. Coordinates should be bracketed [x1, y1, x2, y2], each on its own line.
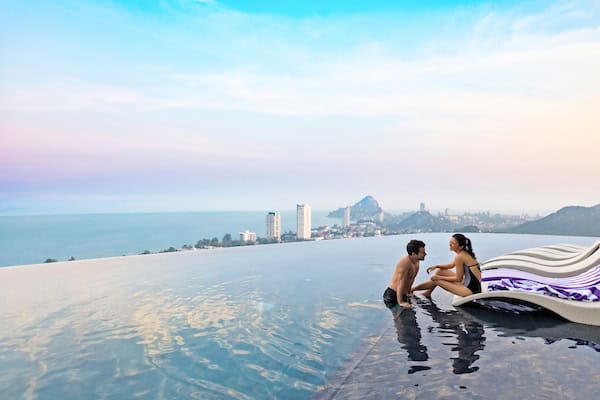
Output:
[0, 233, 598, 399]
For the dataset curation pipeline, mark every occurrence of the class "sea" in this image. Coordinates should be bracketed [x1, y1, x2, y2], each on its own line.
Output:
[0, 211, 333, 267]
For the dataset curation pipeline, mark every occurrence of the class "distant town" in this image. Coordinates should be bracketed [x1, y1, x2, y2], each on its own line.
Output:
[152, 197, 540, 254]
[44, 197, 600, 263]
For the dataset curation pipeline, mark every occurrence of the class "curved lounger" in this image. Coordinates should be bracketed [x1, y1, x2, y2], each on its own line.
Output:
[453, 242, 600, 326]
[452, 290, 600, 326]
[487, 241, 598, 263]
[543, 244, 587, 252]
[483, 242, 600, 270]
[480, 249, 600, 278]
[508, 243, 590, 257]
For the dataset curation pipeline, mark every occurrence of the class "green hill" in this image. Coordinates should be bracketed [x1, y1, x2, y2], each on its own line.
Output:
[508, 204, 600, 237]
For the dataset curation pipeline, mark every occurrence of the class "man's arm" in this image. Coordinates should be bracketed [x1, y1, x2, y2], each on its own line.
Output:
[394, 261, 411, 308]
[410, 264, 420, 289]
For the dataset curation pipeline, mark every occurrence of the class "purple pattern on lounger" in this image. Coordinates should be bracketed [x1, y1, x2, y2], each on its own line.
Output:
[483, 265, 600, 302]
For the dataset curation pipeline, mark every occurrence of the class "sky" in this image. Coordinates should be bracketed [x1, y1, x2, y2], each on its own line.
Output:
[1, 0, 599, 215]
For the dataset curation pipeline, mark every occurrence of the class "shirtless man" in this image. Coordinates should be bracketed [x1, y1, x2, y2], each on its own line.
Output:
[383, 240, 426, 309]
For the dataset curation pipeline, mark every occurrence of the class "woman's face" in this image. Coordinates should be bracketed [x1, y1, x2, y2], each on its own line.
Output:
[449, 237, 461, 252]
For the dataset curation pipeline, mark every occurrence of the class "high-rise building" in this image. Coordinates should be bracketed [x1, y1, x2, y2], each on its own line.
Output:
[343, 206, 351, 227]
[419, 202, 426, 212]
[239, 230, 257, 243]
[296, 204, 312, 240]
[266, 211, 281, 240]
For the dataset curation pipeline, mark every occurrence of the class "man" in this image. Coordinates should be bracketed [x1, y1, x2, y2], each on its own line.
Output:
[383, 240, 426, 309]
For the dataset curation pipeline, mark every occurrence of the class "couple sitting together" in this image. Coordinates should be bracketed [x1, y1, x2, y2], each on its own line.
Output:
[383, 234, 482, 309]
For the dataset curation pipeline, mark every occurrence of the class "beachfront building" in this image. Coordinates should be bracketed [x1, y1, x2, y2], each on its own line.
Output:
[239, 230, 257, 243]
[343, 206, 351, 227]
[296, 204, 312, 240]
[266, 211, 281, 240]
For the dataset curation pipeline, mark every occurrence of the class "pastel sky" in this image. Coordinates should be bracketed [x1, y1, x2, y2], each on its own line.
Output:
[1, 0, 599, 215]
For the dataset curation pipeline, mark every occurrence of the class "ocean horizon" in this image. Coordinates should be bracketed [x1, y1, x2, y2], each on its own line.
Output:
[0, 211, 335, 268]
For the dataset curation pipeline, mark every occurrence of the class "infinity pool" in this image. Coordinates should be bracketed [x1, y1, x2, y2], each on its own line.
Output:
[0, 234, 598, 399]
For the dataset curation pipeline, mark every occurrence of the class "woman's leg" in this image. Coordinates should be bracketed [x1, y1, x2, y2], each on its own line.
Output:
[412, 269, 456, 297]
[426, 269, 457, 296]
[435, 280, 473, 297]
[411, 279, 435, 292]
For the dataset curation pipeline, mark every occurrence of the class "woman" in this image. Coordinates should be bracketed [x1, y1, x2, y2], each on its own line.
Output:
[411, 234, 481, 298]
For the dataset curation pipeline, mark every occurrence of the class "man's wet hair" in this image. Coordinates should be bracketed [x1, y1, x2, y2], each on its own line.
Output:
[406, 240, 426, 256]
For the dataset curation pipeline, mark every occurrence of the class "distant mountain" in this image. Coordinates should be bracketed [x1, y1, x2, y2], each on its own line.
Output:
[385, 211, 458, 232]
[328, 195, 382, 220]
[508, 204, 600, 237]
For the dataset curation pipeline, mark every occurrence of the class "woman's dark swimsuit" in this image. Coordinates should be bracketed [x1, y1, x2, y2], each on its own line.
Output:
[463, 263, 482, 294]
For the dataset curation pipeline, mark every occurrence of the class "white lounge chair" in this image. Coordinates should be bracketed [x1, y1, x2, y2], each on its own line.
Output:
[481, 244, 600, 278]
[453, 242, 600, 326]
[508, 243, 588, 257]
[482, 241, 600, 270]
[484, 241, 600, 265]
[453, 282, 600, 326]
[542, 244, 587, 252]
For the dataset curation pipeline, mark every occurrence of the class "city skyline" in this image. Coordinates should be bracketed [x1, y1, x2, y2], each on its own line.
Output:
[1, 1, 599, 215]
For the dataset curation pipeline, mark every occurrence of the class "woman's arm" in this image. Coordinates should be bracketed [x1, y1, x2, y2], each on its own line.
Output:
[426, 261, 455, 274]
[453, 256, 465, 283]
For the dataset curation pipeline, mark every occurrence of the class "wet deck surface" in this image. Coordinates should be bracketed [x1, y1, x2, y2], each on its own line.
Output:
[315, 295, 600, 400]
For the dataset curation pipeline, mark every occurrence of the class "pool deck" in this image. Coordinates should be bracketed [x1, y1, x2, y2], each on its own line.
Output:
[314, 295, 600, 400]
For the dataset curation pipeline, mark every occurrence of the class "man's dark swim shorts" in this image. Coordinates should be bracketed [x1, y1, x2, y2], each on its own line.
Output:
[383, 288, 410, 308]
[383, 287, 399, 308]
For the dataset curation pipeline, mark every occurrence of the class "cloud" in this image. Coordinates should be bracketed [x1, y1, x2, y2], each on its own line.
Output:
[2, 0, 600, 211]
[192, 0, 217, 6]
[3, 1, 599, 119]
[3, 2, 599, 169]
[0, 79, 142, 112]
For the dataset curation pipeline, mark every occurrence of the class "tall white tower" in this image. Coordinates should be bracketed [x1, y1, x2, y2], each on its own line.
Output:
[296, 204, 312, 240]
[266, 211, 281, 240]
[343, 206, 351, 227]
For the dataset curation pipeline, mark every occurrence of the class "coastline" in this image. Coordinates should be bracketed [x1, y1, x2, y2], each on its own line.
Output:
[0, 236, 345, 270]
[2, 231, 599, 270]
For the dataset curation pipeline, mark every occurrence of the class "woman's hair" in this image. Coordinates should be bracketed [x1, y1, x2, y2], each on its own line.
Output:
[452, 233, 476, 259]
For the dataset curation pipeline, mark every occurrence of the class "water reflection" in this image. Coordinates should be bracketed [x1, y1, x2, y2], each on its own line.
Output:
[391, 307, 428, 363]
[459, 301, 600, 352]
[416, 298, 486, 374]
[389, 298, 486, 375]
